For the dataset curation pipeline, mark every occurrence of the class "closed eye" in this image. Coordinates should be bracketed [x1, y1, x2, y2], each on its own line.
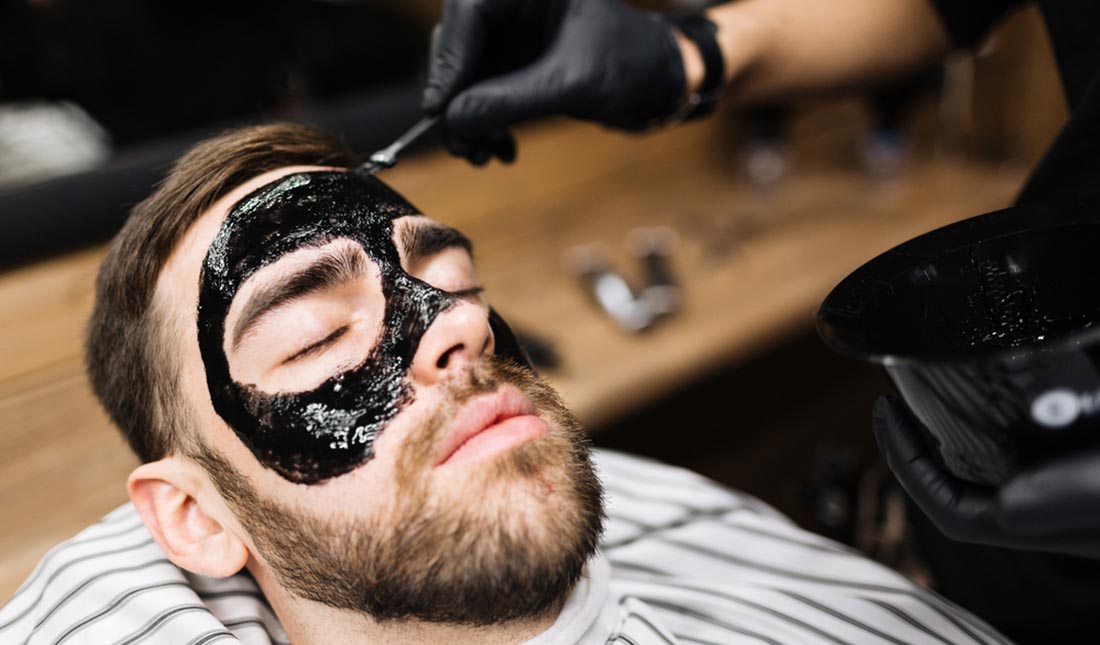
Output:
[451, 286, 485, 298]
[281, 325, 350, 364]
[278, 288, 481, 365]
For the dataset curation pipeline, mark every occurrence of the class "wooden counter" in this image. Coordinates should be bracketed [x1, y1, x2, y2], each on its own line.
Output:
[0, 116, 1025, 598]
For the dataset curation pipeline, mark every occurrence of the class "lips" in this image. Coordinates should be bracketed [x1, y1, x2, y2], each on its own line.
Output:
[434, 385, 549, 468]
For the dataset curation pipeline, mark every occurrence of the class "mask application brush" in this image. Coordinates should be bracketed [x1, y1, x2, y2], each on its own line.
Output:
[356, 115, 441, 175]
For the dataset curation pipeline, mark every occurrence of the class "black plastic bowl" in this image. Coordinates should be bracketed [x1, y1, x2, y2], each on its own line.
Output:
[818, 195, 1100, 486]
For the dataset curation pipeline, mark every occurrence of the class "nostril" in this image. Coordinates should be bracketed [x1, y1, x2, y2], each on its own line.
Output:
[436, 344, 464, 369]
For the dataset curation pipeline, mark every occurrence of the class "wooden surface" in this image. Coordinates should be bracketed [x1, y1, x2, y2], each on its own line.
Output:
[0, 116, 1026, 599]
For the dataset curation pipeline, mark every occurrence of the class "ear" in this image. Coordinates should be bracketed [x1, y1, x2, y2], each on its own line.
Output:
[128, 458, 249, 578]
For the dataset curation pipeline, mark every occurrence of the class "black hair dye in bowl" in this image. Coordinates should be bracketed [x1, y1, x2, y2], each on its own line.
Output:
[818, 195, 1100, 485]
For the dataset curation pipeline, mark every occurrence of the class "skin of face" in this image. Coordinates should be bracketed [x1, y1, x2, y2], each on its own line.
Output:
[198, 170, 493, 483]
[137, 167, 602, 642]
[149, 164, 564, 554]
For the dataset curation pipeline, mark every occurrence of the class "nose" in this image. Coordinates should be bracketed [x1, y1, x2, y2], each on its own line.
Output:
[409, 300, 494, 386]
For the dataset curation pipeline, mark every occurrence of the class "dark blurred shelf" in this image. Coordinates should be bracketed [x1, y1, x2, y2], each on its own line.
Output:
[0, 81, 427, 269]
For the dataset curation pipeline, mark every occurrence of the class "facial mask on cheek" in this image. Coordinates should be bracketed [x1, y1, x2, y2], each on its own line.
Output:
[197, 171, 457, 484]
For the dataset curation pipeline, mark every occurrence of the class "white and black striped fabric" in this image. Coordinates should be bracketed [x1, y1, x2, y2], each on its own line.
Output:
[592, 451, 1010, 645]
[1, 450, 1011, 644]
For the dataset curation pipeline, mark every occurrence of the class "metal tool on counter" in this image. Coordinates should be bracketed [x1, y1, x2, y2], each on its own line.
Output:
[626, 226, 681, 316]
[565, 228, 682, 333]
[566, 245, 656, 332]
[356, 115, 440, 175]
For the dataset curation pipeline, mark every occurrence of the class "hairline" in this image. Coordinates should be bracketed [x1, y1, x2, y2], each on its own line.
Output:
[144, 168, 465, 460]
[147, 164, 354, 459]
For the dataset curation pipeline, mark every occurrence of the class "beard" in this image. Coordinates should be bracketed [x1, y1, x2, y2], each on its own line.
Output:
[190, 356, 605, 625]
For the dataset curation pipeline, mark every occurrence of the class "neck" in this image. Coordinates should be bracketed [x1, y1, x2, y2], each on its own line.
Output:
[251, 565, 561, 645]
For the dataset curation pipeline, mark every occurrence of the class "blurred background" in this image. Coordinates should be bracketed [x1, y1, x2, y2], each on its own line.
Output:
[0, 0, 1068, 625]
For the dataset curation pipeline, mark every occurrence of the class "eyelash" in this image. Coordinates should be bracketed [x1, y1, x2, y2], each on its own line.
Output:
[452, 286, 485, 298]
[279, 287, 483, 365]
[282, 325, 350, 364]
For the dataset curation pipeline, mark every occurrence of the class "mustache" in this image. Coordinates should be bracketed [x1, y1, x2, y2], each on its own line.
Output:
[394, 356, 545, 479]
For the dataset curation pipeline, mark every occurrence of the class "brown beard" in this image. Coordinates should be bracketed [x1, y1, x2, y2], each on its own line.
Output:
[189, 357, 605, 625]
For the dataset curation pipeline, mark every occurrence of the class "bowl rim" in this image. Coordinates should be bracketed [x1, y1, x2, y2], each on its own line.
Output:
[816, 195, 1100, 367]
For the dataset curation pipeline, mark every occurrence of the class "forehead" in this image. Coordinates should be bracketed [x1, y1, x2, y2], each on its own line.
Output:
[160, 166, 332, 303]
[201, 169, 419, 304]
[156, 166, 449, 328]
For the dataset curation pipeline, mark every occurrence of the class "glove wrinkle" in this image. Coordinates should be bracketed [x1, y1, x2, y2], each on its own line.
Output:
[874, 394, 1100, 558]
[423, 0, 686, 164]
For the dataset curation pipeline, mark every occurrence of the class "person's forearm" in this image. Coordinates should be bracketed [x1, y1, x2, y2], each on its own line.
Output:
[678, 0, 952, 104]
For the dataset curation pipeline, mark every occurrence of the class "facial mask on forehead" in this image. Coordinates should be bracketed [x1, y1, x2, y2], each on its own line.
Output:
[197, 170, 458, 484]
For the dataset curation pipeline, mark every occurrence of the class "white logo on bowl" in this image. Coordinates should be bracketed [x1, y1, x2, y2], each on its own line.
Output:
[1031, 389, 1083, 428]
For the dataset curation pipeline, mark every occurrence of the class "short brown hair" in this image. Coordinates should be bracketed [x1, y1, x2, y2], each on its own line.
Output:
[86, 123, 357, 462]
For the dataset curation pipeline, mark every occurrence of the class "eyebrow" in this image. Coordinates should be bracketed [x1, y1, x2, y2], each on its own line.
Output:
[401, 222, 474, 269]
[231, 244, 368, 351]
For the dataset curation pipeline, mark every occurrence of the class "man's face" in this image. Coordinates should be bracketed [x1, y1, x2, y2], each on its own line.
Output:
[156, 165, 603, 623]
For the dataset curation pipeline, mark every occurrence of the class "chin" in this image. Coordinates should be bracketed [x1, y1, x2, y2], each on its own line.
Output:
[475, 428, 566, 482]
[435, 428, 589, 524]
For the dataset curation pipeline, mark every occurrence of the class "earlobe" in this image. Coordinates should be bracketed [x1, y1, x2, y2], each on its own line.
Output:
[128, 459, 249, 578]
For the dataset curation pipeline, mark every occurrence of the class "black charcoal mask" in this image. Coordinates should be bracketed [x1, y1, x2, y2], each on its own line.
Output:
[197, 171, 457, 484]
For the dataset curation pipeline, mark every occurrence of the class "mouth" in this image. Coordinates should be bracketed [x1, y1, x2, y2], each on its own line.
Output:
[434, 384, 549, 468]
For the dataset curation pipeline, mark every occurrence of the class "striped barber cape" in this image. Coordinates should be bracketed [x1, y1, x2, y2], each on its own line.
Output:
[1, 449, 1010, 644]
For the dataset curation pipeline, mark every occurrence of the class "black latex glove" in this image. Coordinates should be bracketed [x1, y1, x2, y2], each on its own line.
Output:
[422, 0, 687, 165]
[873, 395, 1100, 559]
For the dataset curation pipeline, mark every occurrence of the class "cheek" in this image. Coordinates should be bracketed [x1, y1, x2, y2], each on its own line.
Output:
[259, 333, 365, 393]
[227, 306, 332, 382]
[232, 303, 369, 389]
[271, 459, 403, 521]
[258, 400, 437, 503]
